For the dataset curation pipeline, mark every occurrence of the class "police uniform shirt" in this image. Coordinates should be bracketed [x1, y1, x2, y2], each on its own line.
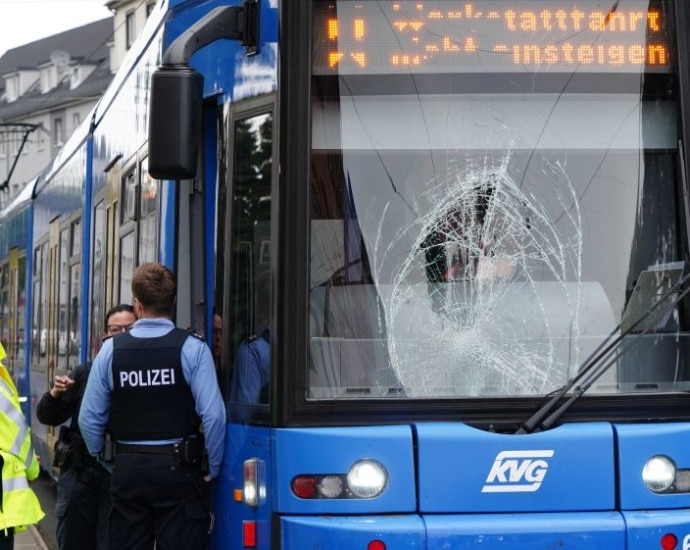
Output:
[78, 318, 226, 479]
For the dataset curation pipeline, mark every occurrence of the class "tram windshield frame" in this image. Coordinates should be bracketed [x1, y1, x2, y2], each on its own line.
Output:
[303, 0, 690, 408]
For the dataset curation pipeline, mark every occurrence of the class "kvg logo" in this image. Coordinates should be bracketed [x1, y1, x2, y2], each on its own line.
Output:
[482, 450, 555, 493]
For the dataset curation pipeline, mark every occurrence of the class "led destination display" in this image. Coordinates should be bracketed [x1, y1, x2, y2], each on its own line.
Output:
[313, 1, 672, 74]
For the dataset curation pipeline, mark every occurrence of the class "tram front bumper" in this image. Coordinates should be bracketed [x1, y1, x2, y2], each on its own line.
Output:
[279, 512, 628, 549]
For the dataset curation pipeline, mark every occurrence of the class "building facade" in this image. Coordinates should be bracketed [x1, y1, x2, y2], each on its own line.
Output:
[0, 0, 156, 211]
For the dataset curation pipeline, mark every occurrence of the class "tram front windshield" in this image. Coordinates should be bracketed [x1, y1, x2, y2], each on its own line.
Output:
[308, 0, 687, 399]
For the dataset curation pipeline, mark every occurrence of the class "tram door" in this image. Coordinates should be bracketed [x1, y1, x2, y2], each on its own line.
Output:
[96, 155, 127, 335]
[87, 162, 120, 362]
[221, 98, 275, 401]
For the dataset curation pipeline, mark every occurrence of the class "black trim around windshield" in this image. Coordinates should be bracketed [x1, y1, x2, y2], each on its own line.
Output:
[267, 0, 690, 430]
[313, 72, 678, 96]
[278, 0, 313, 427]
[285, 394, 690, 432]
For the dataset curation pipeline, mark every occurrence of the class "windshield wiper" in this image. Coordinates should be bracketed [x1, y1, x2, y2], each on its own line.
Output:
[516, 269, 690, 435]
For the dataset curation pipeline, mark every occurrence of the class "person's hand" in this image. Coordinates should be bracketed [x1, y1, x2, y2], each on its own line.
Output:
[49, 375, 74, 398]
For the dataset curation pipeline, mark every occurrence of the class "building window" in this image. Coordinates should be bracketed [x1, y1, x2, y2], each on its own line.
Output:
[147, 2, 155, 17]
[126, 11, 136, 49]
[37, 126, 45, 152]
[40, 65, 57, 93]
[72, 113, 81, 132]
[70, 66, 81, 89]
[53, 118, 64, 147]
[5, 76, 18, 101]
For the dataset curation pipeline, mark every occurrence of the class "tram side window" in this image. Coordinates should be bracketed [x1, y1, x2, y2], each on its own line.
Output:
[15, 255, 27, 363]
[0, 255, 28, 375]
[122, 169, 137, 224]
[120, 167, 137, 303]
[119, 232, 135, 305]
[117, 159, 159, 304]
[53, 223, 82, 372]
[90, 202, 105, 359]
[57, 229, 70, 372]
[68, 220, 81, 369]
[227, 112, 273, 407]
[31, 243, 48, 363]
[139, 158, 159, 264]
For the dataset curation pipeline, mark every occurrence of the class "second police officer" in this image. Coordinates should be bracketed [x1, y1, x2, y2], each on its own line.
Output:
[79, 262, 226, 550]
[36, 304, 136, 550]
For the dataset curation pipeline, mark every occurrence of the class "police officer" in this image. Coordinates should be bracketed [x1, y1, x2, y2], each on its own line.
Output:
[37, 304, 136, 550]
[79, 263, 226, 550]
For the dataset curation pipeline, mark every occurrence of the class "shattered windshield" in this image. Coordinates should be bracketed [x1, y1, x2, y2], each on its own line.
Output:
[308, 0, 688, 399]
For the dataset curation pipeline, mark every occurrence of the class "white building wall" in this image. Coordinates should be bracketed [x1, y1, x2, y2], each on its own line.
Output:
[109, 0, 157, 72]
[0, 1, 150, 210]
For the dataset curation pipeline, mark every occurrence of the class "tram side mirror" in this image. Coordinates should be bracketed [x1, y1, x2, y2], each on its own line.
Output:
[148, 66, 203, 180]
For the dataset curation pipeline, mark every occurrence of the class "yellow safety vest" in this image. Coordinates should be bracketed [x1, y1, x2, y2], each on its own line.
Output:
[0, 343, 44, 532]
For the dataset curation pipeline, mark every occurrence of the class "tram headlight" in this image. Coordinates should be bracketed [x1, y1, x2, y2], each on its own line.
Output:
[642, 455, 676, 493]
[346, 459, 388, 498]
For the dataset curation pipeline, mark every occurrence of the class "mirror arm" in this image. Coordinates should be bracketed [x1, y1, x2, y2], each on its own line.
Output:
[162, 1, 258, 67]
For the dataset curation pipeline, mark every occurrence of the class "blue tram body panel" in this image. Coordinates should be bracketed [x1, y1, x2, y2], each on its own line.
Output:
[424, 513, 625, 548]
[213, 421, 690, 548]
[273, 425, 417, 514]
[212, 424, 272, 549]
[416, 422, 615, 512]
[279, 516, 426, 549]
[624, 510, 690, 550]
[212, 424, 417, 549]
[164, 0, 279, 104]
[615, 422, 690, 510]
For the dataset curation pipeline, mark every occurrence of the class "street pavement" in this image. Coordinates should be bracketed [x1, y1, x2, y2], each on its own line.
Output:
[23, 472, 57, 550]
[15, 526, 49, 550]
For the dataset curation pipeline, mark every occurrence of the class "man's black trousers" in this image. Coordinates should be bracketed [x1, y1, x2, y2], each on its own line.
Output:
[110, 452, 211, 550]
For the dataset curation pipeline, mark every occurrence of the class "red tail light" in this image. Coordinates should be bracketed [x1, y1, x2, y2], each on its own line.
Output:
[291, 475, 317, 498]
[660, 533, 677, 550]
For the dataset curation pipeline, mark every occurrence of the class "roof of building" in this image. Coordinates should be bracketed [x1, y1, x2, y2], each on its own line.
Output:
[0, 17, 114, 120]
[0, 17, 112, 74]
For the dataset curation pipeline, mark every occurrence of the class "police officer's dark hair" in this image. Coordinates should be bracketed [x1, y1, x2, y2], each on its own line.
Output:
[132, 262, 177, 316]
[103, 304, 136, 331]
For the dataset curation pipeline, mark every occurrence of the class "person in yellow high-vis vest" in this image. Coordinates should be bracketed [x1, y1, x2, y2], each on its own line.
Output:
[0, 342, 44, 549]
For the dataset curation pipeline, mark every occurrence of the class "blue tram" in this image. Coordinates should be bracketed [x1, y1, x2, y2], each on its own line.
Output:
[2, 0, 690, 548]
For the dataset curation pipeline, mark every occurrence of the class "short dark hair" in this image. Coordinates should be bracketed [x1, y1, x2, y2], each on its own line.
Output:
[103, 304, 135, 331]
[132, 262, 177, 316]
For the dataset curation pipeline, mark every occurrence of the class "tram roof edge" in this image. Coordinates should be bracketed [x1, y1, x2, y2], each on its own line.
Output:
[0, 175, 37, 218]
